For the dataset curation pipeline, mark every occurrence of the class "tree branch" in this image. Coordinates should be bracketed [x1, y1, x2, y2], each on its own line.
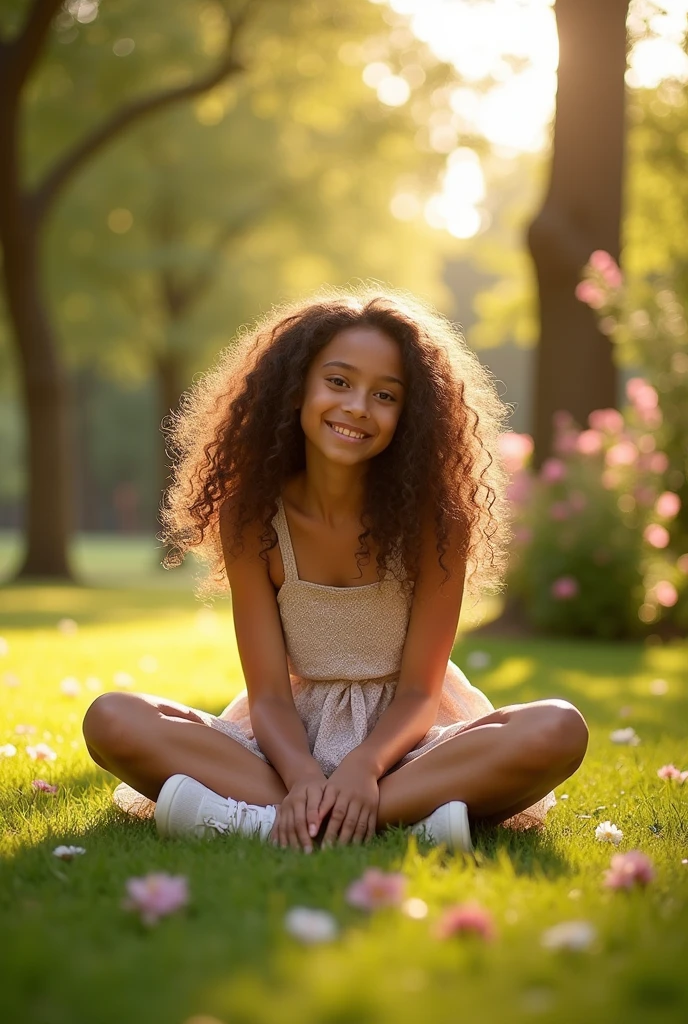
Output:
[32, 0, 257, 221]
[3, 0, 63, 94]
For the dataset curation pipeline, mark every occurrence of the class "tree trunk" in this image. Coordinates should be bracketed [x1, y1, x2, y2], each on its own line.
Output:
[527, 0, 629, 463]
[0, 103, 73, 578]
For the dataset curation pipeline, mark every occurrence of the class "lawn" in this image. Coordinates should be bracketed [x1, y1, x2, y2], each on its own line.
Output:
[1, 546, 687, 1024]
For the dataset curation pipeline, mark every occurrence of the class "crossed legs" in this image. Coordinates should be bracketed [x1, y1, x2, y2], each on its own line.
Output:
[83, 692, 588, 830]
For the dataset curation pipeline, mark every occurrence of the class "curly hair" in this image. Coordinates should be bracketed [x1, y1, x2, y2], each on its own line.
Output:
[161, 286, 510, 599]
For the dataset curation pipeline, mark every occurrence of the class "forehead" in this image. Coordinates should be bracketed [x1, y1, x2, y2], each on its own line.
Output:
[315, 326, 404, 378]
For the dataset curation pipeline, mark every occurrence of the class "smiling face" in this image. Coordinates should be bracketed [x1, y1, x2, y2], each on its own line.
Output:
[299, 325, 406, 466]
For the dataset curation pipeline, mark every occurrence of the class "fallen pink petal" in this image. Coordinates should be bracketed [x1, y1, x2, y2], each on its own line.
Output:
[657, 764, 684, 781]
[32, 779, 58, 794]
[434, 902, 496, 942]
[123, 872, 189, 926]
[346, 868, 407, 911]
[603, 851, 655, 890]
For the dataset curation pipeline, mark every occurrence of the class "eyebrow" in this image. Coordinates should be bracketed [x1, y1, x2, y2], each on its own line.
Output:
[322, 360, 405, 388]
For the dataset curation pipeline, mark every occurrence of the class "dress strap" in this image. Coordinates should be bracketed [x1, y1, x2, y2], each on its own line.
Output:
[274, 497, 299, 583]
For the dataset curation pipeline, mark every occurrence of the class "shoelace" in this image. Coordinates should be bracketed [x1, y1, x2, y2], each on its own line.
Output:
[203, 800, 265, 837]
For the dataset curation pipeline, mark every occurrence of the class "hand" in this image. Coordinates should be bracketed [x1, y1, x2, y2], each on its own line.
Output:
[270, 769, 327, 852]
[318, 755, 380, 847]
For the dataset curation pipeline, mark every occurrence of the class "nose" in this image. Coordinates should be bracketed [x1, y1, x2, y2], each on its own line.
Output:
[341, 388, 370, 419]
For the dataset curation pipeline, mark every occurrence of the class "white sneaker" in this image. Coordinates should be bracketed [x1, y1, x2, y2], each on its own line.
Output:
[410, 801, 474, 854]
[155, 774, 277, 840]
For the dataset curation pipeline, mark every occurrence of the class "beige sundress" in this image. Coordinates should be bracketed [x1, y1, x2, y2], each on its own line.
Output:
[114, 497, 555, 829]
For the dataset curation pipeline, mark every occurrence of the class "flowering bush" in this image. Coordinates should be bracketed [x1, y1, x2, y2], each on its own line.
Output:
[504, 252, 687, 639]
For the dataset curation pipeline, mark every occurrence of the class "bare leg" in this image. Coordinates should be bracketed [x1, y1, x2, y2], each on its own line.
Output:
[83, 692, 287, 805]
[377, 699, 588, 829]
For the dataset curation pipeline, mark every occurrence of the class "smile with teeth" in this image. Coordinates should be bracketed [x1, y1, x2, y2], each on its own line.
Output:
[326, 421, 370, 441]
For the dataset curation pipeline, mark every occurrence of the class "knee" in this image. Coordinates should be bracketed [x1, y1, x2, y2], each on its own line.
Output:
[82, 692, 141, 760]
[526, 700, 589, 771]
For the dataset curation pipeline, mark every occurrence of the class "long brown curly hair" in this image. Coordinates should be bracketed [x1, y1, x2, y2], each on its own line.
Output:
[161, 287, 510, 599]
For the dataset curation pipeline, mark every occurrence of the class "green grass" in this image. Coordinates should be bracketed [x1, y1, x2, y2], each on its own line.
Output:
[1, 573, 687, 1024]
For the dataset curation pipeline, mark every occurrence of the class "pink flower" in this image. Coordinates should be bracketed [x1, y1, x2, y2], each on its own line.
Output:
[499, 432, 533, 474]
[588, 408, 624, 434]
[541, 458, 567, 484]
[551, 576, 579, 600]
[603, 851, 655, 890]
[655, 492, 681, 519]
[601, 469, 621, 491]
[634, 485, 656, 507]
[32, 779, 58, 794]
[513, 525, 533, 545]
[654, 581, 678, 608]
[576, 430, 603, 456]
[549, 501, 570, 521]
[554, 430, 580, 456]
[644, 524, 670, 549]
[606, 441, 638, 468]
[678, 554, 688, 574]
[589, 250, 623, 288]
[346, 869, 407, 911]
[648, 451, 669, 474]
[507, 472, 533, 507]
[434, 902, 496, 942]
[123, 873, 189, 926]
[568, 491, 588, 513]
[575, 280, 606, 309]
[26, 743, 57, 762]
[657, 764, 688, 782]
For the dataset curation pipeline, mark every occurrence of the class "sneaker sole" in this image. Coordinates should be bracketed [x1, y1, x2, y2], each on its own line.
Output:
[154, 774, 189, 837]
[447, 801, 474, 854]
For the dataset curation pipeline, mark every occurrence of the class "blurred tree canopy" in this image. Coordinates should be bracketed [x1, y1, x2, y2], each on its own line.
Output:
[1, 0, 457, 573]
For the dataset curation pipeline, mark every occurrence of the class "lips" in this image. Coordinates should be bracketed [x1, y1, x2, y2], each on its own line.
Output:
[325, 421, 371, 440]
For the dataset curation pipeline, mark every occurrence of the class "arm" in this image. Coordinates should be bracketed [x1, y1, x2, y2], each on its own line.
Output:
[319, 514, 467, 844]
[221, 506, 325, 847]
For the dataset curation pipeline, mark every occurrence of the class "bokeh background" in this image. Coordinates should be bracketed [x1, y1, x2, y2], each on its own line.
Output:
[1, 0, 687, 639]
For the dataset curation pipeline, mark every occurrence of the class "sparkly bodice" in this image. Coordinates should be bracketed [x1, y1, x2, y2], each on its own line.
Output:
[272, 498, 413, 682]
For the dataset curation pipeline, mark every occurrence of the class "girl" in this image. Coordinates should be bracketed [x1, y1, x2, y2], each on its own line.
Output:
[83, 290, 588, 853]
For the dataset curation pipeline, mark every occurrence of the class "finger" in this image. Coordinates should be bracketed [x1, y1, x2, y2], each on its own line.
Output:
[287, 811, 302, 851]
[337, 802, 362, 846]
[351, 810, 369, 846]
[365, 811, 377, 844]
[322, 798, 349, 847]
[293, 795, 313, 853]
[279, 806, 292, 849]
[306, 784, 325, 839]
[317, 786, 338, 824]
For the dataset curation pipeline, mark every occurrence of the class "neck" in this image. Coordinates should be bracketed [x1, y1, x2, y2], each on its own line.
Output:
[297, 441, 368, 523]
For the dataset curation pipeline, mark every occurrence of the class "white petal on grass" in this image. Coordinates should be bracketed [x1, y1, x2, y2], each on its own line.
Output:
[609, 727, 640, 746]
[401, 897, 429, 919]
[541, 920, 597, 951]
[59, 676, 81, 697]
[113, 672, 135, 689]
[53, 846, 86, 861]
[466, 650, 491, 670]
[0, 744, 17, 757]
[284, 907, 338, 944]
[595, 821, 623, 845]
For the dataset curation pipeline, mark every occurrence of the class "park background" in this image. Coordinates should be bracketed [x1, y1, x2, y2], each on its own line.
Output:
[1, 2, 688, 1023]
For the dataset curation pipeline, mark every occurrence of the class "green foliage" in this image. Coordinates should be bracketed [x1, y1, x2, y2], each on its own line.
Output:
[1, 580, 688, 1023]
